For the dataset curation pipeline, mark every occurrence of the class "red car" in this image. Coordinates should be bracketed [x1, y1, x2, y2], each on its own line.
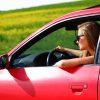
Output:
[0, 5, 100, 100]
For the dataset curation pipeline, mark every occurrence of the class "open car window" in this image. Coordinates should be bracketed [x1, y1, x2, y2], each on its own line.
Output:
[22, 28, 78, 55]
[12, 27, 78, 67]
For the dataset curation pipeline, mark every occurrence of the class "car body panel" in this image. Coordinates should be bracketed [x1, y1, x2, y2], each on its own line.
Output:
[0, 65, 99, 100]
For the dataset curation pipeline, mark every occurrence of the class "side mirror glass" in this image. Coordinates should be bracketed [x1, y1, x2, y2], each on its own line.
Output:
[0, 56, 7, 69]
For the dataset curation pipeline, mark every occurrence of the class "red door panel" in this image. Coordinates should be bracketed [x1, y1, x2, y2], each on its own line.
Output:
[0, 65, 99, 100]
[65, 65, 99, 100]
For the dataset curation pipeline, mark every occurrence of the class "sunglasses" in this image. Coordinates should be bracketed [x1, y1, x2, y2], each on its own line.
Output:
[74, 35, 84, 45]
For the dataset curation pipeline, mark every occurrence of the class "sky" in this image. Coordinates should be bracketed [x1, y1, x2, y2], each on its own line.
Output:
[0, 0, 79, 11]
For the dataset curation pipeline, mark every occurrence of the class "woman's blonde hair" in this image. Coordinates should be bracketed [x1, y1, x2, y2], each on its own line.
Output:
[78, 21, 100, 51]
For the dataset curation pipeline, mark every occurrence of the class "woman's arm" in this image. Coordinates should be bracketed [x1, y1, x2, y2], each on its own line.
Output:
[55, 46, 83, 57]
[54, 56, 94, 68]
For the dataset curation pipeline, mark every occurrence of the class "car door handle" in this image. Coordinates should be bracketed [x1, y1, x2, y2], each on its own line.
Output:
[71, 83, 87, 95]
[71, 83, 87, 89]
[71, 85, 84, 90]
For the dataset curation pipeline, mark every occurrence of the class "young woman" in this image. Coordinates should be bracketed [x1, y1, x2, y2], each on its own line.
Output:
[54, 21, 100, 68]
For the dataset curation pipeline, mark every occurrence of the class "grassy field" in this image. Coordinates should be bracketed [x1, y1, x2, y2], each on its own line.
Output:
[0, 0, 99, 55]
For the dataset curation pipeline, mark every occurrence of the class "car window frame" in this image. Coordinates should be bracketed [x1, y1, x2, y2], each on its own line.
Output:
[94, 34, 100, 64]
[9, 14, 100, 67]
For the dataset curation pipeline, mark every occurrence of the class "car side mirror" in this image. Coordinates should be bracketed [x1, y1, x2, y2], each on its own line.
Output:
[0, 55, 7, 69]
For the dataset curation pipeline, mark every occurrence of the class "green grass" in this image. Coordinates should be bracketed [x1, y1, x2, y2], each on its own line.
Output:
[0, 0, 99, 55]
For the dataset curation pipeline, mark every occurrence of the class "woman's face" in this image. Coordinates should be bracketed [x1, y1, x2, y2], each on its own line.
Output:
[77, 29, 90, 50]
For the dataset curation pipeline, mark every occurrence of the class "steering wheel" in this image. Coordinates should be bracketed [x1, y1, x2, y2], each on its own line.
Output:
[46, 49, 78, 66]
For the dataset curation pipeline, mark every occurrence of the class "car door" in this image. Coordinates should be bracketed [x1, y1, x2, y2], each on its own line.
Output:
[0, 30, 99, 100]
[0, 65, 99, 100]
[26, 65, 98, 100]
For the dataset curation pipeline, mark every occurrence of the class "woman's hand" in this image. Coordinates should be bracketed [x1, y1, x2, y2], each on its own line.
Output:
[53, 59, 72, 68]
[55, 46, 65, 52]
[53, 60, 64, 68]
